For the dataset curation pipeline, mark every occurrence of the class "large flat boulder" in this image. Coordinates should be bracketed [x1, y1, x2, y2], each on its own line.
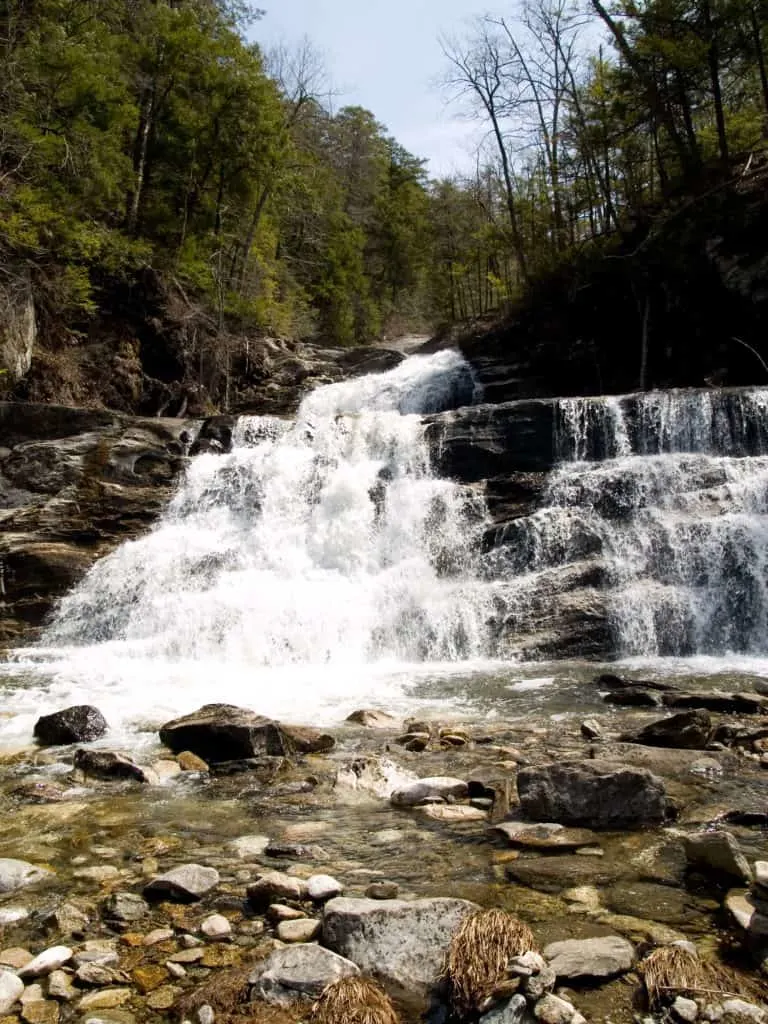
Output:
[158, 704, 296, 763]
[516, 760, 668, 829]
[322, 896, 478, 1007]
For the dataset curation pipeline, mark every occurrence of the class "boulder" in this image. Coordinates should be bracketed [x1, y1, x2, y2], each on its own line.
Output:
[543, 935, 635, 980]
[322, 896, 477, 1005]
[390, 777, 469, 807]
[249, 944, 359, 1006]
[622, 710, 712, 750]
[684, 831, 752, 883]
[144, 864, 219, 903]
[516, 760, 667, 829]
[0, 858, 53, 893]
[158, 704, 295, 763]
[73, 749, 153, 784]
[34, 705, 108, 745]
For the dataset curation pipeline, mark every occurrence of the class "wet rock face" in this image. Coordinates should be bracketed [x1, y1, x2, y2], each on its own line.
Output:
[516, 760, 668, 829]
[622, 710, 713, 750]
[0, 402, 192, 643]
[33, 705, 108, 746]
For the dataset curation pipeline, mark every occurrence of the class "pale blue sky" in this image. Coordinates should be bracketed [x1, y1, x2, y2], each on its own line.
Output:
[252, 0, 491, 178]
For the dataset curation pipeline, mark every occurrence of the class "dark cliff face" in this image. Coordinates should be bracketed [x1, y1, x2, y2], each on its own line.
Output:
[458, 168, 768, 404]
[0, 403, 194, 643]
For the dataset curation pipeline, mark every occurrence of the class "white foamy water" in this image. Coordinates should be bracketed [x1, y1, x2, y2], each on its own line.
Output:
[537, 389, 768, 657]
[4, 351, 497, 743]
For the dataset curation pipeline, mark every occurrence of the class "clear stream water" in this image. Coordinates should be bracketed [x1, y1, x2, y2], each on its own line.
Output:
[3, 351, 768, 748]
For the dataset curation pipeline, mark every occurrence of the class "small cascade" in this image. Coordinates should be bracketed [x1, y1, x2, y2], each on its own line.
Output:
[513, 389, 768, 657]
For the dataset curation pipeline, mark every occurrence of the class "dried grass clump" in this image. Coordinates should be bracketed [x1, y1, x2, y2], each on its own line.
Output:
[640, 946, 763, 1009]
[310, 976, 401, 1024]
[445, 908, 538, 1018]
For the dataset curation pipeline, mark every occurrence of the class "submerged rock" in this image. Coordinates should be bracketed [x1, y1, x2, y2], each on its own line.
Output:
[0, 859, 53, 894]
[493, 821, 599, 850]
[34, 705, 108, 745]
[249, 944, 359, 1006]
[516, 760, 667, 829]
[390, 776, 469, 807]
[73, 749, 154, 784]
[158, 703, 296, 763]
[322, 896, 477, 1005]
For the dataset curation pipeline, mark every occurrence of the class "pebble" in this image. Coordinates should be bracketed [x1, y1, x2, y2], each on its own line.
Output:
[417, 804, 488, 822]
[0, 907, 29, 926]
[673, 996, 699, 1022]
[145, 985, 182, 1011]
[181, 934, 203, 948]
[534, 994, 581, 1024]
[225, 835, 270, 860]
[0, 947, 33, 969]
[18, 947, 73, 979]
[76, 964, 124, 986]
[143, 928, 175, 946]
[268, 905, 305, 922]
[78, 989, 132, 1011]
[365, 882, 399, 900]
[390, 777, 469, 807]
[0, 971, 24, 1014]
[46, 971, 76, 1002]
[168, 948, 206, 964]
[247, 871, 309, 906]
[21, 984, 45, 1004]
[307, 875, 343, 902]
[144, 864, 220, 903]
[197, 1005, 215, 1024]
[166, 962, 187, 980]
[200, 914, 231, 940]
[177, 751, 209, 772]
[73, 865, 120, 882]
[21, 999, 59, 1024]
[131, 965, 167, 994]
[103, 892, 148, 924]
[276, 918, 321, 943]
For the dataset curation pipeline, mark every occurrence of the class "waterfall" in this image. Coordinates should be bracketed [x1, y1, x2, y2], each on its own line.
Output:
[9, 351, 496, 733]
[540, 389, 768, 657]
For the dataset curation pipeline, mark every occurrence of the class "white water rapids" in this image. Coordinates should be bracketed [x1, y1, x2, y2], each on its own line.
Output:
[5, 354, 768, 746]
[4, 351, 500, 741]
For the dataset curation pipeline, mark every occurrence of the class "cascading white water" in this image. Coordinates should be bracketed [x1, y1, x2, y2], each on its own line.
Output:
[7, 351, 497, 737]
[539, 389, 768, 657]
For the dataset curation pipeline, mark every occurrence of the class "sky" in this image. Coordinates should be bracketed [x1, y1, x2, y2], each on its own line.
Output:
[251, 0, 493, 179]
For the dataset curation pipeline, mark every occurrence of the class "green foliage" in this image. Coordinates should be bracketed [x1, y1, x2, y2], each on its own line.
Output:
[0, 0, 435, 350]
